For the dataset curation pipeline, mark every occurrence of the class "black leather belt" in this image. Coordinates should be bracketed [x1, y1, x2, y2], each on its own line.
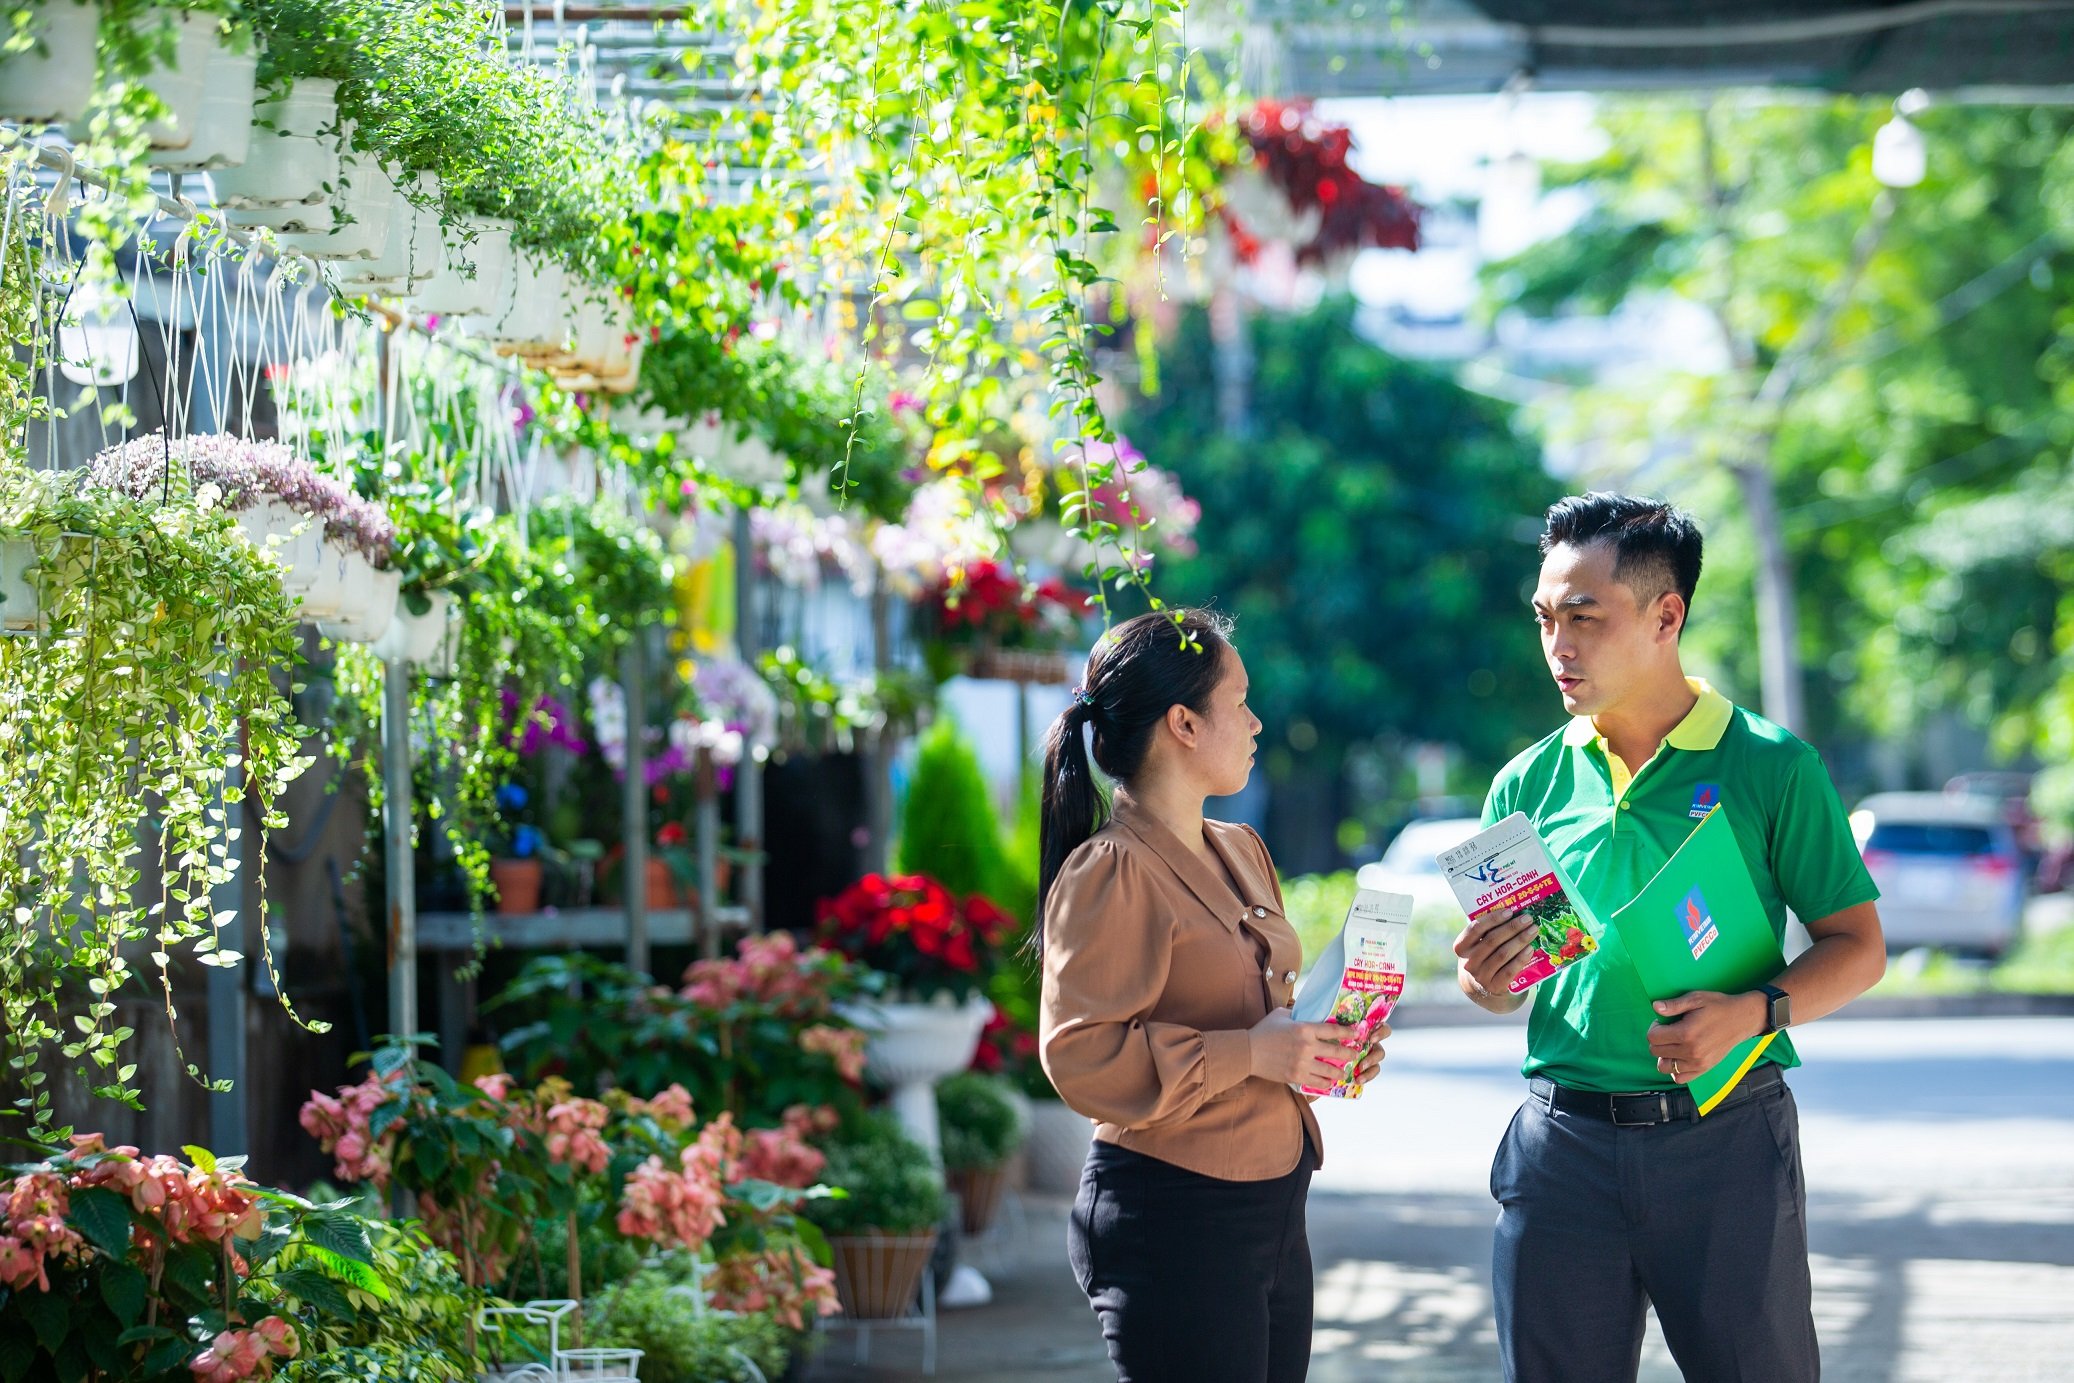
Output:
[1530, 1062, 1783, 1126]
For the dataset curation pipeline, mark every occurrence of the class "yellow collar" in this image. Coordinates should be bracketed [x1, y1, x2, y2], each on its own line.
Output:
[1563, 677, 1733, 753]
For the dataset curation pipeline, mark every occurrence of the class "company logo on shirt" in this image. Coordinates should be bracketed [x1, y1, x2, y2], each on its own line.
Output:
[1689, 783, 1722, 821]
[1680, 886, 1719, 961]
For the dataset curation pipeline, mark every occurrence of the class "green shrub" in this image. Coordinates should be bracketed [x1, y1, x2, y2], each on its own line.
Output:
[805, 1113, 950, 1235]
[588, 1267, 796, 1383]
[937, 1072, 1026, 1172]
[898, 717, 1012, 905]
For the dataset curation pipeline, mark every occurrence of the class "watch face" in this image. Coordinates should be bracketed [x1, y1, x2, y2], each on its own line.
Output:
[1770, 992, 1791, 1031]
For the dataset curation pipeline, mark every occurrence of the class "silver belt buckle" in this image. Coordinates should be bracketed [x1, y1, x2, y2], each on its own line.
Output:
[1611, 1093, 1670, 1126]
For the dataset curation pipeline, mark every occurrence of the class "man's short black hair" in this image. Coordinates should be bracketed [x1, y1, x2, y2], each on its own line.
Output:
[1540, 492, 1704, 630]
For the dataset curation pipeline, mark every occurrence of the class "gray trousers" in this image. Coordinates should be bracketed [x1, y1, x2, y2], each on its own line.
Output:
[1490, 1072, 1819, 1383]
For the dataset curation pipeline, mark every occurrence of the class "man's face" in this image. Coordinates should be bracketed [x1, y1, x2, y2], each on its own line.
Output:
[1532, 541, 1682, 717]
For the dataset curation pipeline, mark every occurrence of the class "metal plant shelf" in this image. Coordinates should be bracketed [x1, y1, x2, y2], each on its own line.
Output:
[418, 905, 752, 952]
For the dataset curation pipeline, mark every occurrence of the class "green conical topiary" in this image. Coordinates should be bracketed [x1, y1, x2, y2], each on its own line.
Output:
[897, 717, 1012, 906]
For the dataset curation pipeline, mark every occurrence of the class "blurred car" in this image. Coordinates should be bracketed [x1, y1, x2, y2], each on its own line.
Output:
[1852, 792, 2026, 958]
[1944, 770, 2043, 876]
[1356, 817, 1483, 917]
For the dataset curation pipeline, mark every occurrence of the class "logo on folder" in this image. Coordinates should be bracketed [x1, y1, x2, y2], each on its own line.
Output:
[1680, 887, 1720, 961]
[1689, 784, 1722, 820]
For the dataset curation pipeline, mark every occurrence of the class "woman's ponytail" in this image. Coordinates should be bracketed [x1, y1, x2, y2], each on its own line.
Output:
[1031, 608, 1235, 958]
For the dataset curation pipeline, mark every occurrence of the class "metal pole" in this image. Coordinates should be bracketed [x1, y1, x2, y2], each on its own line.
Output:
[205, 696, 248, 1157]
[695, 749, 721, 961]
[382, 656, 417, 1045]
[622, 638, 650, 977]
[864, 574, 895, 875]
[731, 507, 764, 933]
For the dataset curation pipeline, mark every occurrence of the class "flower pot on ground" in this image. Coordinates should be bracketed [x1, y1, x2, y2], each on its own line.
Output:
[806, 1114, 951, 1321]
[0, 0, 99, 124]
[206, 78, 339, 209]
[145, 32, 255, 170]
[936, 1072, 1026, 1236]
[644, 854, 686, 910]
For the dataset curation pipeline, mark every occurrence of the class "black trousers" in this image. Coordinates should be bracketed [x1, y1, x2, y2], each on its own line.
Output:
[1069, 1136, 1317, 1383]
[1491, 1071, 1819, 1383]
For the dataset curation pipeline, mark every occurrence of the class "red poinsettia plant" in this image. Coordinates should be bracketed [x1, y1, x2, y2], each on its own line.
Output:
[1223, 98, 1421, 266]
[813, 873, 1016, 1002]
[923, 560, 1084, 653]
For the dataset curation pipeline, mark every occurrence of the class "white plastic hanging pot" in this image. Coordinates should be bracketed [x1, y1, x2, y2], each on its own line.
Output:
[274, 145, 396, 262]
[146, 38, 253, 170]
[236, 500, 323, 596]
[337, 172, 439, 297]
[369, 589, 455, 671]
[0, 538, 47, 635]
[474, 252, 564, 350]
[410, 217, 513, 318]
[128, 9, 221, 151]
[208, 78, 338, 210]
[318, 563, 399, 645]
[0, 0, 100, 125]
[295, 539, 358, 621]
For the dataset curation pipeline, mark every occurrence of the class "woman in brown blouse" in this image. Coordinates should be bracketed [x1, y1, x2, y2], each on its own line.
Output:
[1037, 609, 1384, 1383]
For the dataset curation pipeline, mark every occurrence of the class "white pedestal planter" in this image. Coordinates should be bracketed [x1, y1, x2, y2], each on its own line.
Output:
[839, 995, 991, 1164]
[1024, 1099, 1094, 1195]
[0, 0, 99, 125]
[0, 538, 46, 635]
[208, 79, 338, 211]
[411, 218, 513, 318]
[145, 40, 253, 170]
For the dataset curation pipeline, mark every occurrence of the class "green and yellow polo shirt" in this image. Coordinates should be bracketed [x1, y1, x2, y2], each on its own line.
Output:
[1483, 678, 1879, 1094]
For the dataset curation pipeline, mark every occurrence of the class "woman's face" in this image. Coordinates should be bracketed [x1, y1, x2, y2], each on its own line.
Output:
[1191, 644, 1263, 798]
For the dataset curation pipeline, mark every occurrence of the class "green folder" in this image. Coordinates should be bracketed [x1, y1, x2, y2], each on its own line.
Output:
[1611, 804, 1787, 1116]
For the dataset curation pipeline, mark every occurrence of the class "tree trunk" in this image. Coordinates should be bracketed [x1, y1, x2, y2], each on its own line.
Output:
[1731, 460, 1804, 735]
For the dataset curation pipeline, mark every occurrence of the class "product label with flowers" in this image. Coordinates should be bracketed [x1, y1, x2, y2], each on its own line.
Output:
[1438, 813, 1603, 995]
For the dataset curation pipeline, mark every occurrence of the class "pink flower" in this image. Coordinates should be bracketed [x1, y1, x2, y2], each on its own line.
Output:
[799, 1024, 867, 1082]
[473, 1073, 517, 1101]
[0, 1233, 44, 1291]
[254, 1316, 300, 1359]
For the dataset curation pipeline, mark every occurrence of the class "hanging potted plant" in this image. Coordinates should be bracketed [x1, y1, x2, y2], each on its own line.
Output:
[0, 0, 100, 124]
[0, 458, 314, 1130]
[410, 216, 514, 317]
[145, 17, 256, 170]
[803, 1112, 950, 1322]
[935, 1071, 1027, 1237]
[207, 78, 343, 212]
[274, 139, 401, 262]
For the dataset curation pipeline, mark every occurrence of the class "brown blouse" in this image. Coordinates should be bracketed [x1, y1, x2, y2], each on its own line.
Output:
[1038, 797, 1322, 1181]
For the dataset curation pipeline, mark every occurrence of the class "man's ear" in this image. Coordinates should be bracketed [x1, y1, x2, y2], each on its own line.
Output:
[1656, 591, 1688, 643]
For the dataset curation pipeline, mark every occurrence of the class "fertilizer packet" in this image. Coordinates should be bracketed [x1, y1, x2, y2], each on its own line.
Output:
[1288, 888, 1412, 1098]
[1436, 812, 1602, 995]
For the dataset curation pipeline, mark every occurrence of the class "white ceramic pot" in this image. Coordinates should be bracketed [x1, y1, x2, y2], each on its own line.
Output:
[411, 218, 513, 318]
[317, 563, 399, 644]
[0, 538, 46, 634]
[0, 0, 99, 125]
[295, 539, 357, 620]
[473, 252, 564, 349]
[1219, 164, 1320, 247]
[274, 145, 396, 262]
[1024, 1098, 1095, 1195]
[208, 79, 338, 211]
[145, 40, 253, 170]
[838, 994, 992, 1163]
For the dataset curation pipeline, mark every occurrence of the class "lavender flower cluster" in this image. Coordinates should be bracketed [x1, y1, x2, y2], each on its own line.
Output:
[89, 432, 396, 567]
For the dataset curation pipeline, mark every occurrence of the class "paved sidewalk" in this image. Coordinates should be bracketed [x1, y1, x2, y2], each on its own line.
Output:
[806, 1018, 2074, 1382]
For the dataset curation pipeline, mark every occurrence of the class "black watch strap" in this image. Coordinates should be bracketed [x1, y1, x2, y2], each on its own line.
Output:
[1758, 983, 1791, 1035]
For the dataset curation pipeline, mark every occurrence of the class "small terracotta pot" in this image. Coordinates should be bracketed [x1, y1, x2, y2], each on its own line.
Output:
[645, 857, 692, 910]
[490, 857, 543, 915]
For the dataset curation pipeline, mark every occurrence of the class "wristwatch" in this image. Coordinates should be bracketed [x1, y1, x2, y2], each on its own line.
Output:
[1757, 983, 1792, 1035]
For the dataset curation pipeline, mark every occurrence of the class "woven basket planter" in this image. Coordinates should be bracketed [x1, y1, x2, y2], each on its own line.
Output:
[945, 1165, 1009, 1237]
[828, 1230, 938, 1320]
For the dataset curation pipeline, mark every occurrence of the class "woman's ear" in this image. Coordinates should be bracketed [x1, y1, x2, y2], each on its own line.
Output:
[1165, 701, 1199, 750]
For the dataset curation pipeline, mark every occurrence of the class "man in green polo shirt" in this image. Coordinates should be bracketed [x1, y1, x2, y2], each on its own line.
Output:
[1454, 493, 1886, 1383]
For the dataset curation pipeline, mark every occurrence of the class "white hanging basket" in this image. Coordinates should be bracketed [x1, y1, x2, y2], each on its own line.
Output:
[317, 562, 400, 645]
[1219, 164, 1321, 247]
[207, 78, 338, 210]
[274, 145, 397, 262]
[124, 8, 221, 151]
[411, 217, 513, 318]
[145, 38, 254, 171]
[0, 0, 100, 125]
[235, 500, 323, 596]
[475, 251, 564, 350]
[337, 171, 440, 297]
[368, 589, 456, 673]
[0, 538, 48, 635]
[295, 539, 359, 621]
